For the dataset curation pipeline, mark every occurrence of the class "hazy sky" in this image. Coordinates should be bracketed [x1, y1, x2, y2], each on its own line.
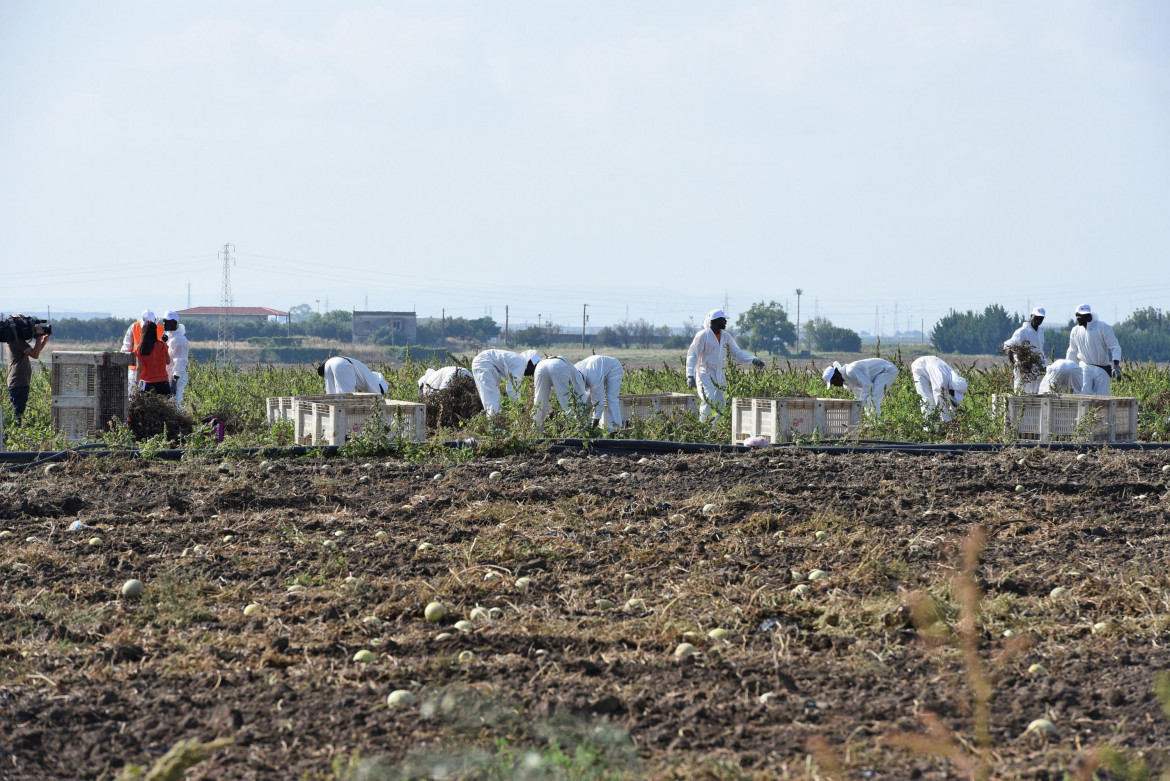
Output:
[2, 1, 1167, 334]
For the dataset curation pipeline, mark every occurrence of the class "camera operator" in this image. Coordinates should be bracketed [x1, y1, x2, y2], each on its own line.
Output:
[3, 313, 51, 423]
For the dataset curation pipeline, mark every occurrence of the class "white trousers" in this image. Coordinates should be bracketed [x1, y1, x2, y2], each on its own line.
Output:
[1012, 368, 1040, 395]
[697, 375, 724, 422]
[172, 372, 188, 404]
[532, 360, 586, 431]
[911, 366, 952, 422]
[864, 366, 900, 415]
[592, 371, 624, 431]
[1080, 363, 1111, 396]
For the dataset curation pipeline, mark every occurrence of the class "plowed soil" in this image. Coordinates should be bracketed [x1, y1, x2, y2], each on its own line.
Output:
[2, 447, 1169, 779]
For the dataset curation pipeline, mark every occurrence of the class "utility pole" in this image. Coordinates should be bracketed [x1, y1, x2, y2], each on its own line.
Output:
[441, 308, 446, 340]
[216, 242, 235, 365]
[795, 289, 803, 353]
[582, 304, 589, 349]
[187, 282, 191, 309]
[505, 305, 509, 347]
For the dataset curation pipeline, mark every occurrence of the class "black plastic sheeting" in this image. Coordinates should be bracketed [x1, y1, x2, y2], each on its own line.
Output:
[3, 437, 1170, 470]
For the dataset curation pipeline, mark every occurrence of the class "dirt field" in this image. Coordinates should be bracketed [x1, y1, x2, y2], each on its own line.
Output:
[2, 447, 1169, 779]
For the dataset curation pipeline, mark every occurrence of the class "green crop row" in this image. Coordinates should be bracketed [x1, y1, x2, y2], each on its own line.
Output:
[3, 351, 1169, 451]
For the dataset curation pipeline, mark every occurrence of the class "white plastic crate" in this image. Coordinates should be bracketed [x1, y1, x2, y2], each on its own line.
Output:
[994, 393, 1137, 443]
[287, 393, 381, 435]
[296, 398, 426, 446]
[619, 392, 699, 421]
[731, 397, 862, 444]
[50, 352, 135, 442]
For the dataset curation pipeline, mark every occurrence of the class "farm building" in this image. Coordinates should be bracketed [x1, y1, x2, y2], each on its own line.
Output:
[178, 306, 290, 325]
[352, 310, 417, 343]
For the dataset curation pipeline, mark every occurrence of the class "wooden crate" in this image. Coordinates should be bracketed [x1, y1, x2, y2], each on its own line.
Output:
[731, 397, 862, 444]
[296, 398, 426, 446]
[994, 393, 1137, 443]
[50, 351, 135, 442]
[619, 392, 699, 422]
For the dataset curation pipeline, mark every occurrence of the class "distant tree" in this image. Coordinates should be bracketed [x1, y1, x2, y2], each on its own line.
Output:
[805, 317, 862, 352]
[289, 303, 314, 323]
[597, 323, 632, 349]
[515, 323, 561, 347]
[931, 304, 1018, 354]
[735, 301, 796, 355]
[631, 319, 659, 349]
[301, 310, 352, 342]
[1120, 307, 1168, 332]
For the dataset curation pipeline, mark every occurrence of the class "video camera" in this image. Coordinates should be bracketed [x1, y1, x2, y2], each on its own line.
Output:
[0, 315, 51, 342]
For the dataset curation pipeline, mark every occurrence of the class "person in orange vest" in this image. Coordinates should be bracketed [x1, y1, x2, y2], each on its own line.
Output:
[133, 322, 171, 395]
[120, 310, 165, 393]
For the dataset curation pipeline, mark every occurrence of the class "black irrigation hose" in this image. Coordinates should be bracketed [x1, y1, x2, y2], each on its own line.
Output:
[3, 438, 1169, 468]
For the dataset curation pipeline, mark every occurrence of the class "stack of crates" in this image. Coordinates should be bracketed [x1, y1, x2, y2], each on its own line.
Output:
[619, 392, 699, 422]
[731, 397, 862, 444]
[294, 397, 426, 446]
[267, 393, 380, 425]
[51, 351, 135, 442]
[994, 393, 1138, 443]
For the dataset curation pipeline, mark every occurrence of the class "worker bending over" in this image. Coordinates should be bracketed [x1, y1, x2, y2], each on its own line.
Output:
[318, 357, 389, 394]
[471, 349, 541, 417]
[822, 358, 899, 416]
[911, 356, 967, 423]
[532, 356, 587, 432]
[1038, 358, 1083, 395]
[685, 309, 764, 421]
[575, 355, 624, 431]
[417, 366, 472, 397]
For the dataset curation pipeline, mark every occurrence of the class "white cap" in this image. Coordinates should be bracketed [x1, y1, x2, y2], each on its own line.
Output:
[141, 309, 156, 323]
[520, 349, 542, 365]
[1076, 304, 1092, 316]
[821, 362, 841, 386]
[951, 375, 967, 403]
[1030, 306, 1045, 318]
[163, 310, 179, 322]
[707, 308, 726, 322]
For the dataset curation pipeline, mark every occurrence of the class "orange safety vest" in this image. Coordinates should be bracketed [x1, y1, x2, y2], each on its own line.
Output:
[129, 321, 165, 371]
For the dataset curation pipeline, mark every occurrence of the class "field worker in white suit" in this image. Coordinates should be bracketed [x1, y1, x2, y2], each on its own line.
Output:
[417, 366, 472, 397]
[1066, 304, 1122, 396]
[532, 356, 587, 432]
[1003, 306, 1047, 393]
[161, 311, 190, 404]
[685, 309, 764, 421]
[317, 356, 389, 394]
[910, 356, 968, 423]
[575, 355, 624, 431]
[471, 349, 541, 417]
[822, 358, 899, 416]
[1038, 358, 1084, 395]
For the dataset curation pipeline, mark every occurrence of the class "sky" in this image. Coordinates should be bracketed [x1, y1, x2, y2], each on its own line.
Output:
[2, 1, 1168, 335]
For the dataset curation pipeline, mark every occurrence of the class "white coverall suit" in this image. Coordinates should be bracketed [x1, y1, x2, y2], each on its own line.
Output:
[1066, 320, 1121, 396]
[1038, 359, 1083, 395]
[471, 349, 541, 417]
[1003, 322, 1046, 393]
[322, 357, 389, 394]
[165, 324, 190, 404]
[910, 356, 967, 423]
[575, 355, 624, 431]
[837, 358, 899, 416]
[417, 366, 472, 397]
[685, 317, 760, 421]
[532, 357, 587, 431]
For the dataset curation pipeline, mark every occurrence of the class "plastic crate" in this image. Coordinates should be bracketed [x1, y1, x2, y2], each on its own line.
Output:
[286, 393, 380, 433]
[296, 398, 426, 446]
[994, 393, 1137, 443]
[619, 392, 699, 421]
[731, 397, 862, 444]
[50, 352, 135, 442]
